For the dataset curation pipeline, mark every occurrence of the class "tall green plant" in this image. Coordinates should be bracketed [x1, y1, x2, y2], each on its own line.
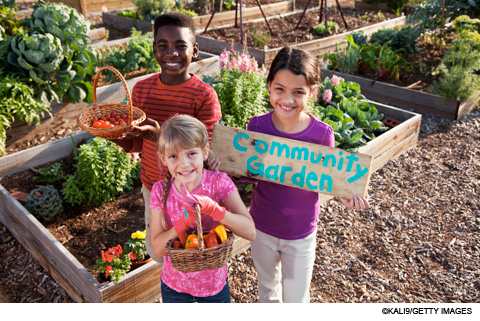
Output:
[131, 0, 175, 21]
[62, 138, 141, 206]
[204, 49, 268, 129]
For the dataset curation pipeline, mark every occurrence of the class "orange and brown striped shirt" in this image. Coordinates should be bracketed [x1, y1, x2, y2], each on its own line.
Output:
[129, 73, 221, 191]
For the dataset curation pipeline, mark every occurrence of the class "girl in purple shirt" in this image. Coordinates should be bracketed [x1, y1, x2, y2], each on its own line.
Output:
[248, 47, 370, 303]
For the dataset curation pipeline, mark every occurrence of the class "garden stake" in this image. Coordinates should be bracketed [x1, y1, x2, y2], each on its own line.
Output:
[254, 0, 273, 35]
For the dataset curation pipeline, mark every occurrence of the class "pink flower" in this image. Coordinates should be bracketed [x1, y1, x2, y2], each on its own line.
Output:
[331, 75, 340, 86]
[323, 89, 333, 103]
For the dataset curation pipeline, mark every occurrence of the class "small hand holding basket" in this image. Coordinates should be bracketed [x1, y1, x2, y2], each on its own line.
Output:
[166, 204, 234, 273]
[78, 66, 146, 139]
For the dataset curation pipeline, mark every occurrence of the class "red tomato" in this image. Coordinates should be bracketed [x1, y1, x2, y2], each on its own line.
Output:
[119, 119, 126, 125]
[113, 121, 119, 126]
[111, 111, 117, 117]
[120, 113, 127, 119]
[92, 121, 102, 128]
[100, 115, 106, 121]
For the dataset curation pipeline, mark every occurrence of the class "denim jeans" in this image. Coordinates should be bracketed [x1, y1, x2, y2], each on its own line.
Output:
[161, 278, 231, 303]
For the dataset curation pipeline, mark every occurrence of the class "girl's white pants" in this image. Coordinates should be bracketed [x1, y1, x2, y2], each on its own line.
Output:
[250, 229, 317, 303]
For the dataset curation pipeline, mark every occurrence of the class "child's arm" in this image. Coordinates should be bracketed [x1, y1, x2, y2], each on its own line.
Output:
[338, 196, 370, 210]
[181, 185, 256, 241]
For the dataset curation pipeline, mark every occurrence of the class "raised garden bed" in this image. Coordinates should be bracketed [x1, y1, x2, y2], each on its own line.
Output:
[102, 1, 296, 34]
[0, 101, 420, 302]
[4, 52, 220, 150]
[197, 11, 405, 66]
[0, 131, 251, 302]
[322, 70, 480, 120]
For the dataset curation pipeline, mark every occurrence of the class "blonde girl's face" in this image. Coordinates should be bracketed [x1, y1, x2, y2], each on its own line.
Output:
[268, 69, 314, 121]
[162, 145, 209, 192]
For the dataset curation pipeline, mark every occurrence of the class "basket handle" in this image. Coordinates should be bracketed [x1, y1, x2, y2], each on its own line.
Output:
[195, 204, 204, 252]
[92, 66, 134, 126]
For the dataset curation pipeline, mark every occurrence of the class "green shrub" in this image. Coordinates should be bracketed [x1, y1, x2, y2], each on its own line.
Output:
[131, 0, 175, 22]
[25, 185, 64, 221]
[62, 137, 141, 206]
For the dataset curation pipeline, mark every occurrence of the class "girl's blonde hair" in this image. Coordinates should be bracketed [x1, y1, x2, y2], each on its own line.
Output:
[157, 114, 208, 229]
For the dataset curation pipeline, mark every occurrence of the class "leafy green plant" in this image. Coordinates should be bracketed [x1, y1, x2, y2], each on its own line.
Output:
[172, 3, 198, 17]
[314, 21, 339, 35]
[0, 2, 25, 36]
[249, 24, 271, 47]
[95, 28, 160, 83]
[453, 15, 480, 33]
[0, 72, 51, 156]
[370, 27, 420, 56]
[62, 137, 141, 206]
[314, 75, 388, 151]
[351, 31, 368, 46]
[34, 163, 66, 184]
[117, 9, 141, 20]
[204, 49, 268, 130]
[5, 2, 96, 105]
[25, 185, 64, 222]
[131, 0, 175, 22]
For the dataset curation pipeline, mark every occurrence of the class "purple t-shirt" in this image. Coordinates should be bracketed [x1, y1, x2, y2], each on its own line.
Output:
[247, 111, 334, 240]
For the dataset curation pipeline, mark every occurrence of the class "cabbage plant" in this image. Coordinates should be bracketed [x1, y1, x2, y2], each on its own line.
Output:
[5, 2, 95, 104]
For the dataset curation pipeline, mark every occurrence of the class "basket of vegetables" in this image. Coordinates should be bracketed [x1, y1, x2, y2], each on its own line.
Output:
[77, 66, 146, 139]
[165, 204, 234, 273]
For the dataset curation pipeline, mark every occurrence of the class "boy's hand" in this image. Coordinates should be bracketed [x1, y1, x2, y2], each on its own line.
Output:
[121, 118, 160, 142]
[180, 183, 226, 222]
[338, 196, 370, 210]
[205, 157, 220, 172]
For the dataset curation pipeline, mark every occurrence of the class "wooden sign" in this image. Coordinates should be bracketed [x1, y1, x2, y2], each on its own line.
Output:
[210, 125, 373, 198]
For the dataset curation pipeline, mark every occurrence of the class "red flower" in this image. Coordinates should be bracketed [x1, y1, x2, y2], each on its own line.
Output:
[105, 265, 113, 278]
[112, 244, 123, 257]
[102, 250, 114, 263]
[129, 252, 137, 261]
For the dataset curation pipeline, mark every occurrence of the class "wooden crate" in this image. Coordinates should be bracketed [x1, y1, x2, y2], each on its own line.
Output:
[0, 101, 419, 302]
[322, 70, 480, 120]
[196, 16, 406, 67]
[5, 54, 220, 149]
[102, 1, 295, 34]
[0, 132, 250, 302]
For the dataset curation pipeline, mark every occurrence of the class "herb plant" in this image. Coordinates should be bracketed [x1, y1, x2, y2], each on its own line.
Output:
[34, 163, 67, 184]
[62, 137, 141, 206]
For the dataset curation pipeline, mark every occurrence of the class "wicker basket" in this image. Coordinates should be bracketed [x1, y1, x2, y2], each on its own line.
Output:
[77, 66, 146, 139]
[166, 204, 234, 273]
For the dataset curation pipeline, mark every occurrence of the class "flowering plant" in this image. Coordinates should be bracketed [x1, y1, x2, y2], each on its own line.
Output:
[124, 230, 149, 262]
[204, 48, 268, 129]
[95, 245, 132, 283]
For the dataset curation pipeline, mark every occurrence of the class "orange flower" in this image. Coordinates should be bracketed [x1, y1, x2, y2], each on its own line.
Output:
[112, 244, 123, 257]
[105, 265, 113, 278]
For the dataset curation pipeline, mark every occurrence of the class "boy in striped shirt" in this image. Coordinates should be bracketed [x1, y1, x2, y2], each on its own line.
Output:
[111, 12, 222, 262]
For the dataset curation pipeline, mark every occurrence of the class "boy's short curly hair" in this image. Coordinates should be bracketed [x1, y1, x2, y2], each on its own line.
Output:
[154, 12, 196, 43]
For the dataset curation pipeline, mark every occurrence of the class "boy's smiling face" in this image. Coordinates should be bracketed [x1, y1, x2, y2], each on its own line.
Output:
[154, 25, 199, 85]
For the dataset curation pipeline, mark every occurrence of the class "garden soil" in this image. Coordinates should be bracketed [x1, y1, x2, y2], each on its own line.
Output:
[1, 3, 479, 303]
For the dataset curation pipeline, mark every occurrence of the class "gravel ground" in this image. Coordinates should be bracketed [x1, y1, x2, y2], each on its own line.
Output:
[1, 108, 479, 303]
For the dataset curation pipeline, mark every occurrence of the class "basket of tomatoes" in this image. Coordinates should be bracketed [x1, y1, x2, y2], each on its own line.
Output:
[77, 66, 146, 139]
[165, 204, 234, 273]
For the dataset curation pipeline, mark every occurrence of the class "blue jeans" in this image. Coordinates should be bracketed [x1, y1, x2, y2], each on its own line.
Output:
[161, 278, 231, 303]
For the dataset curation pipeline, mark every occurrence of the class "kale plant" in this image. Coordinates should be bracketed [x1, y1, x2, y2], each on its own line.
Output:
[62, 137, 141, 206]
[25, 185, 64, 221]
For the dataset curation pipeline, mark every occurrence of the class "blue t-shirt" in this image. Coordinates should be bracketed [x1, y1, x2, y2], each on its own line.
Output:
[247, 111, 334, 240]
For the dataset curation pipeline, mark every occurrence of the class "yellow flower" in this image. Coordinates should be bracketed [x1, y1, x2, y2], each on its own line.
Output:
[131, 230, 146, 239]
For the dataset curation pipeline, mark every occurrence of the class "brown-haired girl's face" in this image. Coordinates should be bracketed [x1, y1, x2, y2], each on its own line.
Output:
[162, 145, 209, 192]
[268, 69, 314, 121]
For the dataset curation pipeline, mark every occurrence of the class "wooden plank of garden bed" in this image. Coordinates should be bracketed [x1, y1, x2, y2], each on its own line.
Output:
[322, 70, 479, 120]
